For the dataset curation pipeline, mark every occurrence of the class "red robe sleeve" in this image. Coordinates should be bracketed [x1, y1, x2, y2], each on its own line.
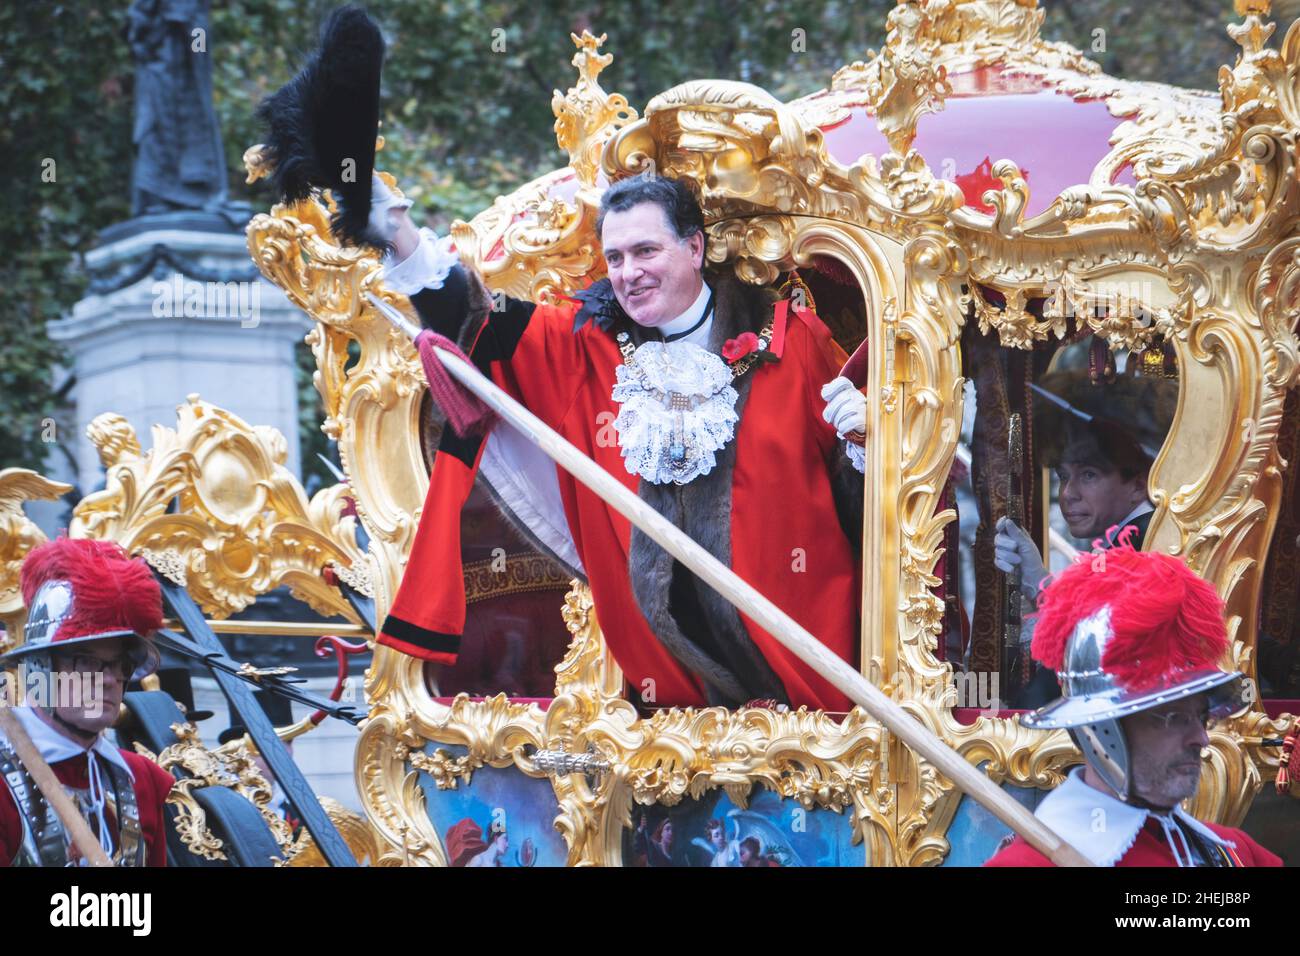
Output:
[485, 299, 589, 430]
[123, 750, 175, 867]
[378, 282, 588, 663]
[791, 305, 851, 461]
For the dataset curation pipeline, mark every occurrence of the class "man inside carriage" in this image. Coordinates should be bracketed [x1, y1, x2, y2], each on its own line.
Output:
[994, 415, 1156, 703]
[258, 7, 870, 712]
[989, 352, 1174, 706]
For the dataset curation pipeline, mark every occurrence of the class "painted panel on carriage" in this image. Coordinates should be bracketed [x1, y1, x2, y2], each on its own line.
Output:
[413, 743, 567, 867]
[622, 787, 863, 867]
[940, 777, 1047, 867]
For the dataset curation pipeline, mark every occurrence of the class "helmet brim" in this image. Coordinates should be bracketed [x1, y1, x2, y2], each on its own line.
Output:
[1, 631, 160, 681]
[1020, 669, 1246, 730]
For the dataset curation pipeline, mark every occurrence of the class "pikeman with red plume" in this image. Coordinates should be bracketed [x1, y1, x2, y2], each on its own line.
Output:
[985, 537, 1281, 867]
[0, 538, 175, 866]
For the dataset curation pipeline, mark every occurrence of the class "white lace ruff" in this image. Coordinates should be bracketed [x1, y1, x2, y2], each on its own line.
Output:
[611, 341, 739, 485]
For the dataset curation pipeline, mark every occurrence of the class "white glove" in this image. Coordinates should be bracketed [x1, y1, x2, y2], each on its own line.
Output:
[993, 517, 1048, 594]
[820, 376, 867, 439]
[367, 173, 413, 246]
[382, 228, 461, 295]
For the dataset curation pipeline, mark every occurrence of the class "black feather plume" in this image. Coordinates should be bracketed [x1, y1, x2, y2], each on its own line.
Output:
[256, 5, 386, 249]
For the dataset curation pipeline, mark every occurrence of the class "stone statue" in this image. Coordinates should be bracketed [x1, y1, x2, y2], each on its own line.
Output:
[126, 0, 228, 214]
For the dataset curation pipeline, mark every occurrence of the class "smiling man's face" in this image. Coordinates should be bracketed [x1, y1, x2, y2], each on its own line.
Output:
[601, 202, 704, 329]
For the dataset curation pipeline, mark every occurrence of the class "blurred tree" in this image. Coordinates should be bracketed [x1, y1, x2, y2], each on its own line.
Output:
[210, 0, 892, 224]
[0, 3, 134, 473]
[1045, 0, 1236, 89]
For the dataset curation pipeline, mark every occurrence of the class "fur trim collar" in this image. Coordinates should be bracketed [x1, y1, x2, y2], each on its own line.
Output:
[627, 273, 787, 707]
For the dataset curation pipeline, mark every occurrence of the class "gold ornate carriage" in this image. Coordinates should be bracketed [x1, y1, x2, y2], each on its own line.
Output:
[5, 0, 1300, 866]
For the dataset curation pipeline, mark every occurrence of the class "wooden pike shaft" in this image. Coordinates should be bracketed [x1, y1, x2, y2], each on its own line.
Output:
[365, 293, 1090, 866]
[0, 707, 115, 867]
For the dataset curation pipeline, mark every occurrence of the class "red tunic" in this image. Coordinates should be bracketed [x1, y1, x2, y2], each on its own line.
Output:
[984, 819, 1282, 867]
[0, 749, 174, 866]
[382, 292, 861, 711]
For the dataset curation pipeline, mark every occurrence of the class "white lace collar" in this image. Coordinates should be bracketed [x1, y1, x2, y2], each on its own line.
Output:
[612, 340, 739, 486]
[1035, 767, 1234, 866]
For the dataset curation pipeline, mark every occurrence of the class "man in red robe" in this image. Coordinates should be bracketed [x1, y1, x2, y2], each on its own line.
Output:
[0, 538, 175, 866]
[256, 8, 868, 711]
[376, 174, 867, 711]
[984, 541, 1280, 867]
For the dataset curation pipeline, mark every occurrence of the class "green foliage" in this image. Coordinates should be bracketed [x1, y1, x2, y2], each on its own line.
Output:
[0, 3, 134, 471]
[209, 0, 893, 224]
[1044, 0, 1237, 90]
[0, 0, 1262, 484]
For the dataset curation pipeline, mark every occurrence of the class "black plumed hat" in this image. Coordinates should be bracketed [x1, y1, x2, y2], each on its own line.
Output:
[255, 4, 386, 249]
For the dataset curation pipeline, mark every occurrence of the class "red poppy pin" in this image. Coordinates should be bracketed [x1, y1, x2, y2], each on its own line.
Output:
[722, 332, 760, 363]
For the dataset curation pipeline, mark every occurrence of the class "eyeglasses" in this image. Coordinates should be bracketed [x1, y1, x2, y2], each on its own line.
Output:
[58, 653, 135, 681]
[1141, 708, 1212, 731]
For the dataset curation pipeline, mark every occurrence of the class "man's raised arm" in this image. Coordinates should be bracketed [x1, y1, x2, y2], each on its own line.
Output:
[378, 191, 538, 360]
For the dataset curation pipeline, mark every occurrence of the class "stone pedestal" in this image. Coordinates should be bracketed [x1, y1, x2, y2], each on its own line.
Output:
[48, 213, 311, 496]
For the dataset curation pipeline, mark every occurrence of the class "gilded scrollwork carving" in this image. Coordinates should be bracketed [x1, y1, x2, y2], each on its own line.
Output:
[283, 797, 383, 867]
[354, 710, 445, 866]
[858, 0, 954, 156]
[561, 701, 893, 866]
[893, 231, 965, 703]
[408, 747, 481, 791]
[542, 583, 894, 866]
[1252, 235, 1300, 389]
[449, 170, 604, 306]
[0, 469, 72, 645]
[447, 31, 635, 306]
[354, 693, 547, 866]
[551, 31, 637, 190]
[67, 400, 365, 624]
[138, 724, 295, 863]
[138, 726, 383, 867]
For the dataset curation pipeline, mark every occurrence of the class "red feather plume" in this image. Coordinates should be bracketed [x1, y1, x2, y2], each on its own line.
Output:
[1031, 532, 1227, 692]
[20, 538, 163, 643]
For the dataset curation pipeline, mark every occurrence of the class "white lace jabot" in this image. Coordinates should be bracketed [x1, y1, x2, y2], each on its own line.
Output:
[612, 341, 739, 486]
